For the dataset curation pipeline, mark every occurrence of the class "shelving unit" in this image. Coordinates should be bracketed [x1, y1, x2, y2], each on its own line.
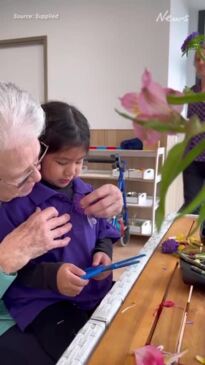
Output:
[81, 147, 165, 237]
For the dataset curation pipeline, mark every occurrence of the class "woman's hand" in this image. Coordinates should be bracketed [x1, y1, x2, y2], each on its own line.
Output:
[80, 184, 123, 218]
[56, 263, 89, 296]
[0, 207, 72, 274]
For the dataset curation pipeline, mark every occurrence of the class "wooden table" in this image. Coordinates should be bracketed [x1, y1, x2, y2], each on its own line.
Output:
[88, 217, 205, 365]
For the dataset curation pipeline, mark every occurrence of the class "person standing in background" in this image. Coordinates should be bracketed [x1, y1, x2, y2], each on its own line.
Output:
[182, 44, 205, 214]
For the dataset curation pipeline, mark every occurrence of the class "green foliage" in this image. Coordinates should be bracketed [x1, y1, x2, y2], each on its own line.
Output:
[156, 141, 186, 230]
[181, 34, 205, 57]
[117, 70, 205, 234]
[156, 138, 205, 231]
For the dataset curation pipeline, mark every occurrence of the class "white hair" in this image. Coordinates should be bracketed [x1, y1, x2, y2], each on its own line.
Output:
[0, 82, 45, 150]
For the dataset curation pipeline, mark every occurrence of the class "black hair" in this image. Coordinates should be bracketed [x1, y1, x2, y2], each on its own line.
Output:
[40, 101, 90, 153]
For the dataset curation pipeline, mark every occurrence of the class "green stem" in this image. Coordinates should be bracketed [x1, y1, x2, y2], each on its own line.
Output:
[167, 92, 205, 105]
[115, 109, 135, 121]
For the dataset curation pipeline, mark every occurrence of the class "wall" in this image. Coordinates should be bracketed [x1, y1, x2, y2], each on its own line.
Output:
[168, 0, 189, 91]
[0, 42, 45, 103]
[0, 0, 170, 129]
[186, 7, 199, 87]
[1, 0, 200, 216]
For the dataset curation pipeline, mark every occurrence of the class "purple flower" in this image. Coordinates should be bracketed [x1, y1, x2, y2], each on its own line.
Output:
[181, 32, 199, 53]
[161, 239, 179, 254]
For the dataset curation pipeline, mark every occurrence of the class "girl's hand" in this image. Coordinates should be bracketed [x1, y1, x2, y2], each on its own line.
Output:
[91, 252, 112, 280]
[56, 263, 88, 296]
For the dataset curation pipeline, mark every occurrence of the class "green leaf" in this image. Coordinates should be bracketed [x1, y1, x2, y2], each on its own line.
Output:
[136, 119, 185, 133]
[156, 141, 187, 230]
[177, 188, 205, 236]
[190, 203, 205, 236]
[185, 116, 205, 138]
[176, 139, 205, 172]
[156, 138, 205, 230]
[178, 188, 205, 217]
[115, 110, 186, 133]
[197, 203, 205, 227]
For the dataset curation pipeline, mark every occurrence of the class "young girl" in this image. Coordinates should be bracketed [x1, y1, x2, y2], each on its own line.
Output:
[0, 102, 120, 362]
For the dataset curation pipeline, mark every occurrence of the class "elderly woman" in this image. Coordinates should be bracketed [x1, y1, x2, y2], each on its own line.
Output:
[0, 82, 123, 364]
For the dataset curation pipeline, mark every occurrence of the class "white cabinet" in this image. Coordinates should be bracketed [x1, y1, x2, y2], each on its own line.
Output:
[80, 147, 165, 236]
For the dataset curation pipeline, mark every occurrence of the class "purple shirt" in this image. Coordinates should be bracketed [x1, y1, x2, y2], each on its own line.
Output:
[0, 178, 120, 330]
[186, 82, 205, 161]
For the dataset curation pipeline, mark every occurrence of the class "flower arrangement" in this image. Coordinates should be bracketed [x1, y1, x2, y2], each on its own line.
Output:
[161, 234, 203, 254]
[181, 32, 205, 59]
[116, 32, 205, 232]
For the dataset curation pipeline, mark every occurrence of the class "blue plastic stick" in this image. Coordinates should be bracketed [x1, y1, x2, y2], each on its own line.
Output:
[81, 254, 146, 280]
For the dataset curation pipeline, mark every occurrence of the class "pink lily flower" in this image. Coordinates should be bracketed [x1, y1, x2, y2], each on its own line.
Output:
[138, 69, 183, 120]
[134, 345, 187, 365]
[133, 122, 161, 144]
[120, 69, 183, 121]
[120, 92, 139, 114]
[134, 345, 164, 365]
[119, 69, 183, 143]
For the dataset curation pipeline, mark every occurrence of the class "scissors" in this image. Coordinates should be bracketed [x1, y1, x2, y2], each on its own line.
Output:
[81, 253, 146, 280]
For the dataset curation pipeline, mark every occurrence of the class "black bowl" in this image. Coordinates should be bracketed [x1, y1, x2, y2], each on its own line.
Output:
[180, 257, 205, 286]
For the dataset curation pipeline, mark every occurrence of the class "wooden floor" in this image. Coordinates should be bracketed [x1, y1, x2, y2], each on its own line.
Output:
[113, 235, 148, 280]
